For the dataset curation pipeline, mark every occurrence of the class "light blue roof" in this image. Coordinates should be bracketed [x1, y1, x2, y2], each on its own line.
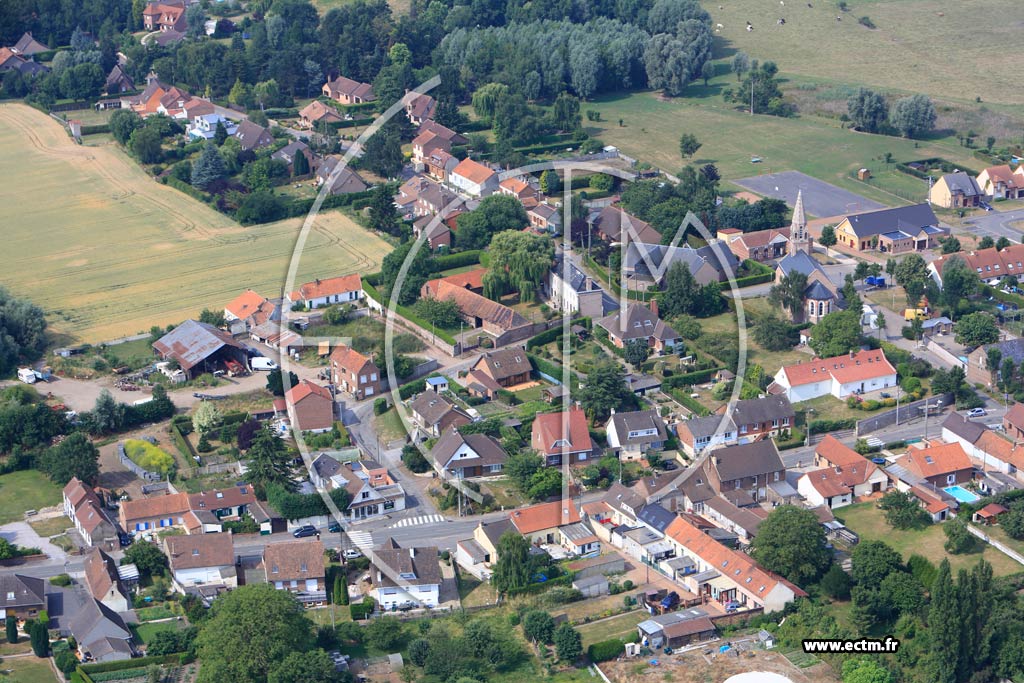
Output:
[426, 377, 447, 386]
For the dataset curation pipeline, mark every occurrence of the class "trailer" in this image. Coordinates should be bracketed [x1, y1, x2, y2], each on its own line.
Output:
[865, 275, 886, 288]
[17, 368, 36, 384]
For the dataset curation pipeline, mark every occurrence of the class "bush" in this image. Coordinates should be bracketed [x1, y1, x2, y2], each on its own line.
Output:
[588, 638, 625, 662]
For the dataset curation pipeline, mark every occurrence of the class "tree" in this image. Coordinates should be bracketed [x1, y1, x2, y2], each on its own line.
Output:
[750, 505, 831, 585]
[505, 453, 542, 492]
[955, 312, 999, 347]
[6, 615, 17, 644]
[193, 401, 222, 434]
[819, 225, 837, 248]
[361, 127, 403, 178]
[199, 308, 225, 328]
[846, 88, 888, 133]
[492, 532, 531, 594]
[402, 444, 431, 473]
[414, 298, 462, 329]
[123, 541, 169, 579]
[943, 515, 975, 554]
[195, 584, 314, 683]
[753, 315, 796, 351]
[1001, 506, 1024, 539]
[842, 657, 895, 683]
[409, 638, 431, 667]
[471, 83, 510, 121]
[456, 196, 529, 250]
[939, 235, 962, 254]
[267, 649, 341, 683]
[850, 540, 902, 585]
[580, 360, 632, 422]
[379, 241, 431, 306]
[878, 490, 931, 530]
[645, 32, 704, 97]
[820, 564, 852, 600]
[38, 432, 100, 485]
[28, 619, 48, 657]
[769, 271, 808, 321]
[731, 52, 750, 81]
[483, 231, 554, 303]
[553, 623, 582, 662]
[809, 310, 862, 358]
[679, 133, 702, 159]
[540, 169, 561, 195]
[109, 109, 142, 145]
[700, 60, 714, 86]
[90, 389, 126, 434]
[551, 92, 581, 132]
[889, 94, 937, 139]
[247, 425, 294, 492]
[214, 120, 229, 146]
[368, 185, 400, 235]
[191, 142, 227, 190]
[939, 255, 978, 307]
[997, 236, 1012, 251]
[624, 338, 650, 366]
[365, 617, 405, 651]
[522, 610, 555, 644]
[266, 370, 298, 397]
[526, 467, 562, 501]
[129, 125, 163, 164]
[185, 3, 207, 37]
[925, 560, 958, 683]
[978, 236, 995, 250]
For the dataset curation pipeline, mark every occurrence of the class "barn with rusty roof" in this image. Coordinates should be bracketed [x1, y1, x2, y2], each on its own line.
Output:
[152, 319, 249, 379]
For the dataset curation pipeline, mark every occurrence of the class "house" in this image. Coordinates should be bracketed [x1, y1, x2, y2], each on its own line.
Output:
[546, 255, 607, 318]
[449, 158, 498, 197]
[966, 338, 1024, 386]
[66, 596, 135, 663]
[330, 344, 382, 400]
[412, 130, 451, 167]
[405, 93, 436, 126]
[186, 113, 237, 141]
[663, 516, 802, 613]
[264, 539, 326, 604]
[832, 204, 945, 253]
[588, 205, 661, 245]
[372, 538, 441, 609]
[0, 47, 48, 77]
[288, 274, 363, 309]
[532, 408, 594, 466]
[272, 141, 315, 175]
[83, 548, 131, 612]
[418, 120, 468, 146]
[188, 485, 256, 520]
[596, 302, 680, 353]
[637, 612, 717, 649]
[316, 159, 369, 196]
[165, 533, 237, 592]
[930, 244, 1024, 288]
[929, 172, 983, 209]
[1004, 403, 1024, 441]
[10, 33, 47, 57]
[309, 455, 406, 520]
[119, 493, 192, 534]
[701, 495, 764, 541]
[499, 177, 538, 202]
[224, 289, 269, 325]
[606, 410, 667, 461]
[394, 176, 459, 219]
[473, 519, 514, 565]
[152, 319, 249, 380]
[465, 349, 533, 399]
[299, 100, 344, 128]
[431, 429, 507, 479]
[322, 76, 375, 104]
[798, 452, 886, 510]
[769, 349, 897, 403]
[285, 380, 335, 434]
[676, 414, 738, 459]
[233, 120, 274, 152]
[898, 442, 974, 487]
[103, 65, 134, 94]
[509, 500, 582, 544]
[412, 214, 453, 251]
[424, 149, 458, 183]
[705, 440, 786, 502]
[408, 392, 471, 438]
[63, 478, 118, 550]
[0, 574, 45, 620]
[623, 243, 739, 288]
[528, 203, 563, 234]
[559, 522, 601, 556]
[142, 1, 187, 31]
[420, 279, 531, 339]
[727, 227, 791, 262]
[722, 395, 796, 443]
[977, 165, 1024, 200]
[809, 435, 887, 497]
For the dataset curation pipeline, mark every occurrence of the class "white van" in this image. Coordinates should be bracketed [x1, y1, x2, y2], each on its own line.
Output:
[251, 357, 279, 371]
[17, 368, 37, 384]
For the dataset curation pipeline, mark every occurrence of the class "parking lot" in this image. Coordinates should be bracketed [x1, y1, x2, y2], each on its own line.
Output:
[734, 170, 886, 218]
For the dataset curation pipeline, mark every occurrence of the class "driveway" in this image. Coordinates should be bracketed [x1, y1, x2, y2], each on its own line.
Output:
[961, 207, 1024, 244]
[0, 521, 68, 562]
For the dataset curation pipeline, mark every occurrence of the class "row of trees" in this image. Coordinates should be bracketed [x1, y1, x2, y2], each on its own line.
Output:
[847, 88, 938, 139]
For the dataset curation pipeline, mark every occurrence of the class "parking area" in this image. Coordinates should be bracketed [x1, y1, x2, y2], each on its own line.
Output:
[734, 170, 886, 218]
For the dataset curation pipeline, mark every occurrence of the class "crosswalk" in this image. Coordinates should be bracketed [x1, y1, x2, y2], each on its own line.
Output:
[389, 513, 445, 528]
[344, 530, 374, 549]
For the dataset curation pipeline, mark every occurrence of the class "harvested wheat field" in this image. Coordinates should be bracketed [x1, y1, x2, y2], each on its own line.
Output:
[601, 648, 838, 683]
[0, 103, 392, 343]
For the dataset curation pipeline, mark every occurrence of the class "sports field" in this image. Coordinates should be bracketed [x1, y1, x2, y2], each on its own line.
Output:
[0, 104, 392, 343]
[707, 0, 1024, 106]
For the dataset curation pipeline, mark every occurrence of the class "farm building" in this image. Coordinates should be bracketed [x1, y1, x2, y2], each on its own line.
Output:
[152, 319, 250, 379]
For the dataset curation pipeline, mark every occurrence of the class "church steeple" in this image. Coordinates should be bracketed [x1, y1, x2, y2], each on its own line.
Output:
[788, 190, 812, 255]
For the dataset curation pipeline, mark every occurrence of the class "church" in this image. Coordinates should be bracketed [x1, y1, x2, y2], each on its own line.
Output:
[773, 191, 841, 324]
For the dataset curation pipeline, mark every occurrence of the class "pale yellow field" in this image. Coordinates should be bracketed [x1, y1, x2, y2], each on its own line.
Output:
[0, 104, 392, 343]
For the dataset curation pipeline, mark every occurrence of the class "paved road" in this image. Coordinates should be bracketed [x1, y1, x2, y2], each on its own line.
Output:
[962, 208, 1024, 244]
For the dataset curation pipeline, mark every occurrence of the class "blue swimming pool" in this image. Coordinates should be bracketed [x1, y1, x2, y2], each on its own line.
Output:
[944, 485, 980, 504]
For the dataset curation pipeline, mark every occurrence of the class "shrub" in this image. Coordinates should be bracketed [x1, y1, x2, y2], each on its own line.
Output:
[123, 439, 175, 475]
[588, 638, 625, 663]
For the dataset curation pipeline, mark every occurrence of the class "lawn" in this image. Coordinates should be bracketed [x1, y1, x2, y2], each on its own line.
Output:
[705, 0, 1024, 106]
[0, 103, 394, 344]
[0, 470, 63, 524]
[457, 573, 500, 608]
[28, 515, 72, 538]
[586, 87, 979, 206]
[835, 502, 1022, 576]
[575, 610, 647, 648]
[0, 655, 56, 682]
[132, 619, 184, 646]
[372, 406, 409, 444]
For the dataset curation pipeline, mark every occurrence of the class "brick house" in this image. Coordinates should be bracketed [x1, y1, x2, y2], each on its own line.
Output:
[897, 442, 974, 487]
[595, 302, 679, 353]
[721, 395, 795, 442]
[464, 349, 532, 399]
[285, 380, 335, 434]
[706, 441, 786, 501]
[322, 76, 375, 104]
[532, 407, 594, 466]
[408, 392, 471, 438]
[263, 539, 326, 605]
[330, 344, 382, 400]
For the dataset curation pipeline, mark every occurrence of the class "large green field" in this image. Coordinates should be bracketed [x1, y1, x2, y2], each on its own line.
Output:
[705, 0, 1024, 106]
[0, 470, 63, 524]
[0, 103, 394, 344]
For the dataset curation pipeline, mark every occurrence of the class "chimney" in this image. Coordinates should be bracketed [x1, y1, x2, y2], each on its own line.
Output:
[409, 548, 415, 558]
[650, 298, 659, 317]
[850, 350, 855, 359]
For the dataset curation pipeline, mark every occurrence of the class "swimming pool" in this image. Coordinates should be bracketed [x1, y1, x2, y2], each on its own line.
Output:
[944, 485, 980, 504]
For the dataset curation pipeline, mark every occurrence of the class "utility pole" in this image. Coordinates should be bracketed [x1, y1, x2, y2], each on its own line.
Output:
[750, 77, 754, 116]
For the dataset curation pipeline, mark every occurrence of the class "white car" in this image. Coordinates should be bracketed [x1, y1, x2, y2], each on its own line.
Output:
[343, 549, 363, 560]
[967, 408, 987, 418]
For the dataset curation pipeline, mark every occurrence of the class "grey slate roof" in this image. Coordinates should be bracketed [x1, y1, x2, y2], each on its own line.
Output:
[777, 250, 825, 278]
[805, 280, 836, 301]
[67, 597, 132, 652]
[637, 503, 676, 533]
[710, 441, 784, 481]
[609, 409, 667, 445]
[0, 574, 45, 611]
[941, 172, 982, 197]
[679, 414, 736, 440]
[409, 392, 467, 427]
[728, 395, 795, 427]
[983, 338, 1024, 365]
[843, 203, 939, 239]
[477, 518, 514, 548]
[431, 430, 508, 470]
[596, 303, 679, 342]
[942, 412, 986, 445]
[374, 538, 442, 588]
[552, 255, 602, 294]
[311, 453, 342, 481]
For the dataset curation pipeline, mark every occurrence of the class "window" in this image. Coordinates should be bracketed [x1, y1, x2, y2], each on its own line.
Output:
[361, 492, 370, 499]
[771, 419, 779, 428]
[773, 472, 780, 482]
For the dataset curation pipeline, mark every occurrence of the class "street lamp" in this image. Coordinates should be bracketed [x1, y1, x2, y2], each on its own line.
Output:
[804, 408, 815, 448]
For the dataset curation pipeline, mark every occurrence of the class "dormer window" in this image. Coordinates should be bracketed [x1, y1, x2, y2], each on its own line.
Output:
[272, 565, 279, 574]
[192, 548, 199, 556]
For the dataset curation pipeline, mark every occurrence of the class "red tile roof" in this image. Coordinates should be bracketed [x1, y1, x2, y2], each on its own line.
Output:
[452, 158, 496, 185]
[120, 493, 191, 524]
[778, 349, 896, 387]
[975, 430, 1024, 470]
[225, 289, 267, 320]
[286, 380, 332, 405]
[901, 442, 972, 479]
[330, 344, 374, 373]
[532, 408, 593, 456]
[424, 267, 486, 292]
[977, 503, 1008, 518]
[815, 435, 867, 469]
[289, 274, 362, 303]
[509, 500, 581, 535]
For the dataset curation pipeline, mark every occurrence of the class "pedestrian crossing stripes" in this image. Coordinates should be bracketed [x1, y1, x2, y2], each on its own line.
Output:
[345, 530, 374, 549]
[389, 514, 445, 528]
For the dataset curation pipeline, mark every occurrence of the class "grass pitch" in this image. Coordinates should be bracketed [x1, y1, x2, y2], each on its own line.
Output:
[0, 103, 393, 344]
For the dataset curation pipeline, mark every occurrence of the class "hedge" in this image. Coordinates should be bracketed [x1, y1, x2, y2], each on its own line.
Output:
[80, 654, 183, 675]
[588, 638, 625, 662]
[78, 123, 110, 135]
[664, 367, 719, 388]
[398, 377, 428, 400]
[460, 119, 490, 132]
[669, 388, 711, 417]
[324, 117, 375, 131]
[733, 259, 775, 288]
[808, 418, 856, 432]
[526, 319, 588, 350]
[528, 352, 574, 385]
[361, 280, 457, 345]
[430, 250, 483, 272]
[350, 602, 373, 620]
[163, 176, 210, 204]
[221, 411, 249, 426]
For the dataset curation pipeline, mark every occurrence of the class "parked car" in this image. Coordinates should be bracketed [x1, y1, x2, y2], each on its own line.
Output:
[343, 548, 363, 560]
[397, 601, 417, 611]
[661, 461, 679, 471]
[880, 392, 892, 399]
[660, 591, 680, 610]
[981, 201, 994, 212]
[328, 521, 342, 533]
[292, 525, 318, 538]
[967, 408, 987, 418]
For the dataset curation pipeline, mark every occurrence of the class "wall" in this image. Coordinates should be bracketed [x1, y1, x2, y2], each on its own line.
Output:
[856, 392, 954, 435]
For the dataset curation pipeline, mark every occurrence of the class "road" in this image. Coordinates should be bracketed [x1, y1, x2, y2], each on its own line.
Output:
[961, 208, 1024, 244]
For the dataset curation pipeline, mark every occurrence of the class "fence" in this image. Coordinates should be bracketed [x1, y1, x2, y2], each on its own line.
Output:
[855, 392, 953, 435]
[118, 442, 162, 482]
[195, 461, 241, 476]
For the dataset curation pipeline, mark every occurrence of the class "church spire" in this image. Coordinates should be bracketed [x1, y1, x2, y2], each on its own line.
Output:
[788, 190, 812, 255]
